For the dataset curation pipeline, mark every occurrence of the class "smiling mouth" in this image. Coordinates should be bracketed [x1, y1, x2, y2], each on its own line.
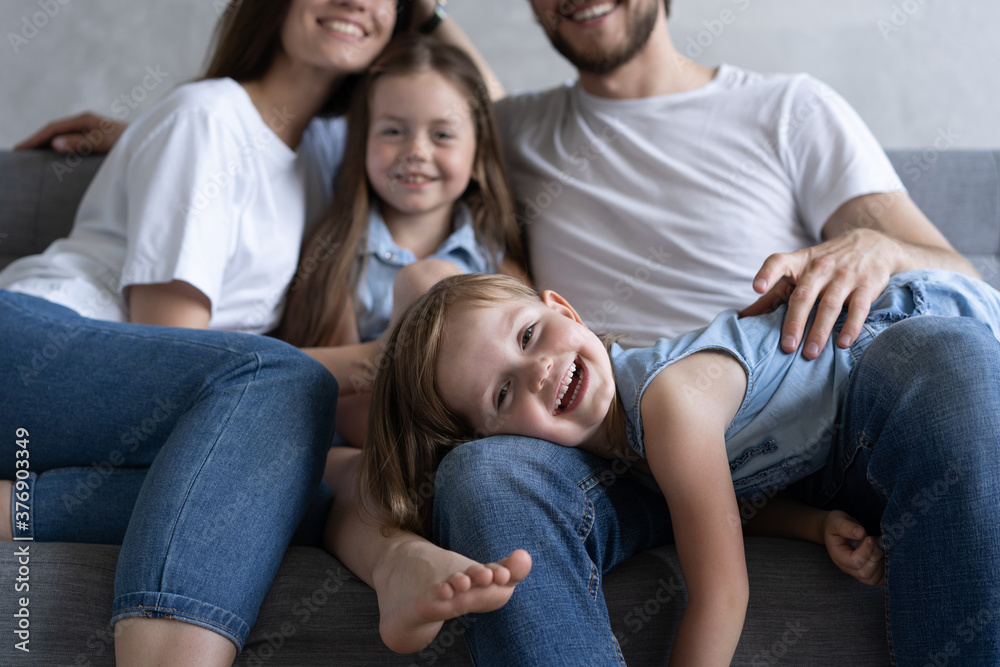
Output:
[561, 0, 619, 23]
[554, 357, 586, 415]
[318, 18, 367, 39]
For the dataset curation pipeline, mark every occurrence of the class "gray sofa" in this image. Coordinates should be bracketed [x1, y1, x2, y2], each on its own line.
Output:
[1, 148, 998, 666]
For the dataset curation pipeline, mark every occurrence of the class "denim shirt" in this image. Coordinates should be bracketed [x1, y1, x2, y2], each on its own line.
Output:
[355, 203, 495, 342]
[610, 269, 1000, 497]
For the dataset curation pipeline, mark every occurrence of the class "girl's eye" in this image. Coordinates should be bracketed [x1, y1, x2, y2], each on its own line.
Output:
[497, 384, 508, 409]
[521, 325, 534, 349]
[381, 127, 401, 137]
[433, 130, 454, 141]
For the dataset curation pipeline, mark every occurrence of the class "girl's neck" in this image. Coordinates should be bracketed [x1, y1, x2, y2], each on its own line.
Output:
[381, 201, 456, 260]
[242, 52, 342, 150]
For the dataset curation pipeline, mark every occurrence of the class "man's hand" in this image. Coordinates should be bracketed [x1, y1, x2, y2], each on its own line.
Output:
[740, 228, 898, 359]
[15, 112, 126, 155]
[823, 510, 885, 587]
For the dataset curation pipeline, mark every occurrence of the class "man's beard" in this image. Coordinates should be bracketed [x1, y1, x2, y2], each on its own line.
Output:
[547, 1, 659, 75]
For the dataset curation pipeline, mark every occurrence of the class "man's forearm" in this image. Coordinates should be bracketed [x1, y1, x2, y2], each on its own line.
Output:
[893, 237, 981, 279]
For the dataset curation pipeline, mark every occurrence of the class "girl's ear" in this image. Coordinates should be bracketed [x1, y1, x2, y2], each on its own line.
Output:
[541, 290, 584, 324]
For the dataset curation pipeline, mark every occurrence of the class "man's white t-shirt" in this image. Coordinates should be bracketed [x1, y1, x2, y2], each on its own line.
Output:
[0, 78, 345, 334]
[494, 64, 903, 347]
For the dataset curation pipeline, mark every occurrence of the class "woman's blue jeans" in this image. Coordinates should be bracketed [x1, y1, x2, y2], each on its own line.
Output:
[434, 316, 1000, 666]
[0, 290, 337, 649]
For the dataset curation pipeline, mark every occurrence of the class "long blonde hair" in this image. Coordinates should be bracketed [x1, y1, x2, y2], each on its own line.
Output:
[276, 34, 525, 347]
[361, 274, 627, 538]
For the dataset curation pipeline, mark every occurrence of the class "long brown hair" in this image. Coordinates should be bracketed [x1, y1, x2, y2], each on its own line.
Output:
[360, 274, 626, 538]
[203, 0, 413, 115]
[278, 34, 526, 347]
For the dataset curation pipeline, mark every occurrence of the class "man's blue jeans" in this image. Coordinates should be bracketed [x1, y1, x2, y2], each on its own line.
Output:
[434, 316, 1000, 665]
[0, 290, 337, 649]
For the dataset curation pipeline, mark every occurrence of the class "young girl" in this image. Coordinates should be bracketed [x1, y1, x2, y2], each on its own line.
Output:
[361, 269, 1000, 665]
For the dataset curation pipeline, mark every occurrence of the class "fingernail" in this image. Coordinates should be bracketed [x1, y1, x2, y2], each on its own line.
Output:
[854, 527, 863, 538]
[805, 342, 819, 357]
[754, 278, 767, 291]
[52, 137, 67, 152]
[838, 333, 852, 348]
[781, 335, 796, 351]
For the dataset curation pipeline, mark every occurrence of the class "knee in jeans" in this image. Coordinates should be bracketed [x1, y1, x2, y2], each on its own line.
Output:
[434, 436, 579, 517]
[868, 316, 1000, 384]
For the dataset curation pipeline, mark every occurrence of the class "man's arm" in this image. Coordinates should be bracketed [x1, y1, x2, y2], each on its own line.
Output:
[741, 191, 979, 359]
[412, 0, 504, 100]
[15, 112, 126, 154]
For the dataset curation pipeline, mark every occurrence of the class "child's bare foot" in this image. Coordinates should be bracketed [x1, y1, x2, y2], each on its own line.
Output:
[373, 539, 531, 654]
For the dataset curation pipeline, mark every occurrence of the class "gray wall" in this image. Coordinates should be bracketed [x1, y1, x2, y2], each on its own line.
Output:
[1, 0, 997, 150]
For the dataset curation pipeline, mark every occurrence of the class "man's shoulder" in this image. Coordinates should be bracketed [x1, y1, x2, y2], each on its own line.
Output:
[494, 81, 577, 130]
[717, 63, 816, 97]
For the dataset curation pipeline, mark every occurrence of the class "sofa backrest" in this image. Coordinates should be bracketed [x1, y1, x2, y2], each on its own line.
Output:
[1, 149, 998, 289]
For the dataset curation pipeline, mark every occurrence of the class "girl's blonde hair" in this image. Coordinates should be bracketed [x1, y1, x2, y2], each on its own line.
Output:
[277, 34, 526, 347]
[361, 273, 627, 538]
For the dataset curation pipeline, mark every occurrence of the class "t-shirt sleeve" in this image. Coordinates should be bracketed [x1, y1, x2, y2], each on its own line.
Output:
[119, 110, 252, 310]
[780, 75, 904, 239]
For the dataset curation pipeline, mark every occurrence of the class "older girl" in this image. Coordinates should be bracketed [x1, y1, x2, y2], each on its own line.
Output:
[278, 33, 526, 444]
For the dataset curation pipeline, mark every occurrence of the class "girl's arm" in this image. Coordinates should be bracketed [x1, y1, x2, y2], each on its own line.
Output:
[642, 351, 749, 666]
[741, 495, 885, 586]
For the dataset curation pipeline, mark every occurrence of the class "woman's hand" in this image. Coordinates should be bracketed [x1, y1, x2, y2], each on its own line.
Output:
[823, 510, 885, 587]
[15, 112, 126, 155]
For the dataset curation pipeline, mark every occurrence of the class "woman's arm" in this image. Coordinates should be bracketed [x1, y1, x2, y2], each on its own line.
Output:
[127, 281, 211, 328]
[642, 351, 749, 666]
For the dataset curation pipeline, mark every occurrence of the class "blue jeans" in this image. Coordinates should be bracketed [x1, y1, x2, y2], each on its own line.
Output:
[0, 290, 337, 649]
[434, 316, 1000, 665]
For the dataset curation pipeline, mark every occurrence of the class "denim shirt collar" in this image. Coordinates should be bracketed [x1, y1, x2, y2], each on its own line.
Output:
[363, 202, 478, 266]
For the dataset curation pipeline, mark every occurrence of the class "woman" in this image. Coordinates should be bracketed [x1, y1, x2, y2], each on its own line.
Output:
[2, 1, 528, 664]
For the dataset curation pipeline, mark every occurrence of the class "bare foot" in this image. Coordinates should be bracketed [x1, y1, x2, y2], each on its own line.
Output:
[373, 539, 531, 654]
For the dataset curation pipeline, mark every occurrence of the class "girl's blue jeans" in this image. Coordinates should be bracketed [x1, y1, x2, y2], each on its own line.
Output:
[434, 315, 1000, 666]
[0, 290, 337, 650]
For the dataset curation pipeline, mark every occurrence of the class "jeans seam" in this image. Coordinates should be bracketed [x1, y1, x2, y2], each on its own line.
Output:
[114, 602, 245, 647]
[883, 551, 896, 665]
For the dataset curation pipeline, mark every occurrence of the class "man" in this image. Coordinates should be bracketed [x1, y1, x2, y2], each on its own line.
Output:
[430, 0, 1000, 664]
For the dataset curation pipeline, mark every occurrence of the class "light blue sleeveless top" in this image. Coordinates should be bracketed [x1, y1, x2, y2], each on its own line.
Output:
[610, 269, 1000, 497]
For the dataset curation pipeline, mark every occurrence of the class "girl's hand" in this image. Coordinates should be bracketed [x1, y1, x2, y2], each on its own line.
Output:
[822, 510, 885, 587]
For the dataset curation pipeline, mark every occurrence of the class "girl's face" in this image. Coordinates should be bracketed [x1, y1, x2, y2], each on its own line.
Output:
[366, 70, 478, 222]
[435, 292, 616, 450]
[281, 0, 397, 73]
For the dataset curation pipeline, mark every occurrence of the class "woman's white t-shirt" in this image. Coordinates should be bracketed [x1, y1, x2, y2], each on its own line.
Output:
[0, 78, 344, 334]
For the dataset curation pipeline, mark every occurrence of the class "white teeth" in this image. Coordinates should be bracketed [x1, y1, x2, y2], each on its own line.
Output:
[395, 174, 434, 185]
[572, 2, 616, 22]
[555, 362, 578, 413]
[322, 20, 364, 37]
